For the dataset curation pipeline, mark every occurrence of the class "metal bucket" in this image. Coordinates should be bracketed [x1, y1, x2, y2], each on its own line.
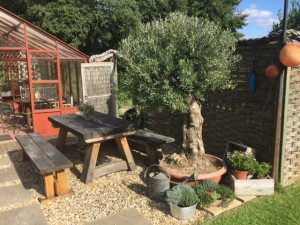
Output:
[169, 203, 197, 220]
[144, 165, 170, 199]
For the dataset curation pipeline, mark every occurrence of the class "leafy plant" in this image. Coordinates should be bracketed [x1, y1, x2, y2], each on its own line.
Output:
[192, 185, 214, 207]
[78, 103, 94, 117]
[255, 162, 272, 178]
[216, 185, 235, 205]
[227, 151, 257, 174]
[165, 184, 199, 207]
[200, 180, 219, 192]
[192, 180, 235, 207]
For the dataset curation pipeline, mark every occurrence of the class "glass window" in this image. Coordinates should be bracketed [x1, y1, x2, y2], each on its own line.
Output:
[60, 60, 83, 106]
[31, 83, 59, 110]
[30, 53, 57, 80]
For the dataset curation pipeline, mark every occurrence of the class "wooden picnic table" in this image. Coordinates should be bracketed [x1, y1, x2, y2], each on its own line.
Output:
[48, 112, 138, 184]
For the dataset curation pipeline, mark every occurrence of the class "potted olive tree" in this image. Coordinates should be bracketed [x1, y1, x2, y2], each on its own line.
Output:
[119, 13, 239, 183]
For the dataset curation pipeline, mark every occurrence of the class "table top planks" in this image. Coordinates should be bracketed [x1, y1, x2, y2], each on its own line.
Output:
[48, 112, 138, 141]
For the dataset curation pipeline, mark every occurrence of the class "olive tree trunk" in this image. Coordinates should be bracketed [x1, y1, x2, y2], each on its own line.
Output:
[182, 97, 205, 162]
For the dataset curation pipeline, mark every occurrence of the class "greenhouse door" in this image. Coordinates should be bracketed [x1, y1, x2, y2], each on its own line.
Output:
[81, 62, 117, 116]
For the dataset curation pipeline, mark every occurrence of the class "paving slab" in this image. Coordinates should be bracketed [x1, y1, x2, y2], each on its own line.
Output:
[85, 208, 152, 225]
[0, 134, 13, 142]
[236, 195, 258, 202]
[0, 184, 34, 208]
[202, 199, 242, 216]
[0, 155, 12, 167]
[0, 204, 48, 225]
[0, 166, 20, 183]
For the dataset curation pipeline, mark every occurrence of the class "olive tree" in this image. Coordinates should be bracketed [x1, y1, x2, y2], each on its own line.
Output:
[119, 13, 239, 163]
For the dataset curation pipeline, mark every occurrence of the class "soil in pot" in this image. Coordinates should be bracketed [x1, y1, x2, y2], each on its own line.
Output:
[160, 154, 227, 185]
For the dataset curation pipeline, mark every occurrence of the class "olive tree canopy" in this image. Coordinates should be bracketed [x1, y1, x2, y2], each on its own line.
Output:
[119, 13, 240, 161]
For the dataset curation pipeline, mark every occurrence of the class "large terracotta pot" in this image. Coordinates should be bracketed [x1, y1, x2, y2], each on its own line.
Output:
[159, 154, 227, 186]
[279, 43, 300, 67]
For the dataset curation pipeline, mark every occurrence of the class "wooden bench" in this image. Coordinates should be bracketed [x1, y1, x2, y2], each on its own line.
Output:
[16, 133, 74, 203]
[128, 129, 175, 164]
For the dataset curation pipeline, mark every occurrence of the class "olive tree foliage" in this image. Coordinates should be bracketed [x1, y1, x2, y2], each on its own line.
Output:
[119, 13, 239, 160]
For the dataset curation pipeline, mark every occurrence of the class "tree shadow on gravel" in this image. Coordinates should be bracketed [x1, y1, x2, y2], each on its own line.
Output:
[125, 182, 170, 216]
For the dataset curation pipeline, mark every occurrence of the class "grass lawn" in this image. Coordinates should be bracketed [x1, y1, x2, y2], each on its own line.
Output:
[202, 180, 300, 225]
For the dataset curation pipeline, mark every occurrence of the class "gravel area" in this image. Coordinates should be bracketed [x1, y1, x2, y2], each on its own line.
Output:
[1, 138, 212, 225]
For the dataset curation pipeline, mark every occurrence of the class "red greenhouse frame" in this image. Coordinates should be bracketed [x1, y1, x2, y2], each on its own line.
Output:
[0, 7, 88, 136]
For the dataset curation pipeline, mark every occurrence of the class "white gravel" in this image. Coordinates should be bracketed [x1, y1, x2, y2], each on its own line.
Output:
[2, 139, 211, 225]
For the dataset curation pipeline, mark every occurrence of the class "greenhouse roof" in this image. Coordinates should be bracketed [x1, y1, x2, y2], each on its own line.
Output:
[0, 7, 88, 60]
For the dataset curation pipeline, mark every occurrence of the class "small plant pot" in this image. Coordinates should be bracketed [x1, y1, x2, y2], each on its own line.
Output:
[169, 203, 197, 220]
[232, 170, 249, 180]
[83, 114, 94, 121]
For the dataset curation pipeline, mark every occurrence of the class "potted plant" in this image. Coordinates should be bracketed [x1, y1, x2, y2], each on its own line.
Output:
[119, 13, 239, 185]
[192, 180, 235, 207]
[227, 151, 257, 179]
[164, 184, 199, 220]
[254, 162, 272, 179]
[78, 103, 95, 120]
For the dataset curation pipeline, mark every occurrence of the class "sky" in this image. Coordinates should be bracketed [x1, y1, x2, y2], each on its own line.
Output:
[237, 0, 284, 38]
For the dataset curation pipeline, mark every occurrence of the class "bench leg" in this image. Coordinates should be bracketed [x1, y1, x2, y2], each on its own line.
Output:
[54, 170, 68, 195]
[81, 143, 100, 184]
[145, 143, 158, 165]
[44, 173, 55, 199]
[115, 137, 136, 171]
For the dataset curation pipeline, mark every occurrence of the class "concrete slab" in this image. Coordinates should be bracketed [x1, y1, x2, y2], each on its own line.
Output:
[0, 204, 48, 225]
[85, 208, 152, 225]
[0, 167, 19, 183]
[0, 156, 12, 167]
[0, 184, 34, 208]
[202, 199, 242, 216]
[236, 195, 258, 202]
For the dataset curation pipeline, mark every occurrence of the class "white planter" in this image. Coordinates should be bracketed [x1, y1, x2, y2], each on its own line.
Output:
[169, 203, 197, 220]
[229, 174, 274, 196]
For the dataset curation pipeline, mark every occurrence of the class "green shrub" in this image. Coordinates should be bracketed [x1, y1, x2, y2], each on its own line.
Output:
[200, 180, 219, 192]
[192, 181, 235, 207]
[216, 185, 235, 205]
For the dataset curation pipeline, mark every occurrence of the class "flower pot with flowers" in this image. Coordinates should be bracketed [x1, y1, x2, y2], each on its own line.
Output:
[254, 162, 272, 179]
[227, 151, 257, 180]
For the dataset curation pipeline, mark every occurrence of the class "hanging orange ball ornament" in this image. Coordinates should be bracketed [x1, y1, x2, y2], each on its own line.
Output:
[265, 64, 280, 78]
[279, 43, 300, 67]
